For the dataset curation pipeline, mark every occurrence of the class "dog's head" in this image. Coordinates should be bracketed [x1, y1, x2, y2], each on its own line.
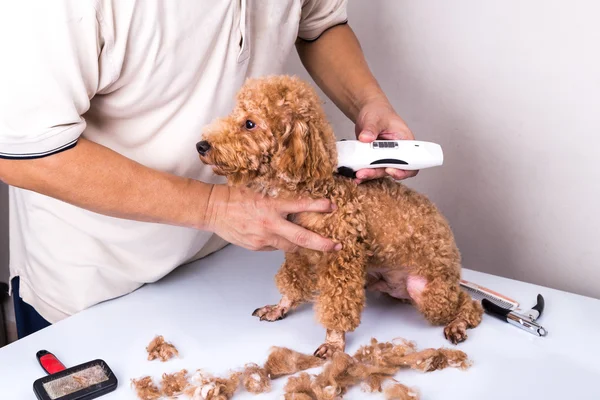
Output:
[197, 75, 337, 190]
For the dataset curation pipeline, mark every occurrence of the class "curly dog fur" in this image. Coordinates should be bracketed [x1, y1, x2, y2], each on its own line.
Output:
[198, 75, 483, 357]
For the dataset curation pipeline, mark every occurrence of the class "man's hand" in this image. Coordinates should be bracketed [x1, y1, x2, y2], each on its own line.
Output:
[354, 99, 418, 184]
[205, 185, 341, 253]
[295, 23, 419, 184]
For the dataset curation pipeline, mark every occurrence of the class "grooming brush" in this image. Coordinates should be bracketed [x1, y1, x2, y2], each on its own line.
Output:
[33, 350, 118, 400]
[336, 139, 443, 178]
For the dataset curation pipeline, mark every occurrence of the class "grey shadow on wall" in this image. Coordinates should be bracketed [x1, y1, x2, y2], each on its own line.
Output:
[357, 1, 520, 278]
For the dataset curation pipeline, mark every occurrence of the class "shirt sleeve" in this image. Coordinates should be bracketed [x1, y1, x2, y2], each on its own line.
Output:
[0, 1, 102, 159]
[298, 0, 348, 41]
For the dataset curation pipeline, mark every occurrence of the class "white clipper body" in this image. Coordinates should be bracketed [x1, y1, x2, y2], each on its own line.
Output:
[335, 140, 444, 177]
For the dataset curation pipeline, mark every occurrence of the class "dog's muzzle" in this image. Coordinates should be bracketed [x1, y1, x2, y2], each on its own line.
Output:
[196, 140, 211, 156]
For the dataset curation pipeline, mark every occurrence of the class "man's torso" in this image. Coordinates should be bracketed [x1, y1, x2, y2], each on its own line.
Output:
[7, 0, 344, 322]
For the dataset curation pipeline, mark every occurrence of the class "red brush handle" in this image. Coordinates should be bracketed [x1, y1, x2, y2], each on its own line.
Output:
[36, 350, 66, 375]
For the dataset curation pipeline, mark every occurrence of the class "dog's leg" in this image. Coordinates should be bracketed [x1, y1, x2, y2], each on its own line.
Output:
[253, 252, 316, 322]
[407, 277, 483, 344]
[442, 288, 484, 344]
[313, 247, 367, 358]
[314, 329, 346, 359]
[252, 296, 295, 322]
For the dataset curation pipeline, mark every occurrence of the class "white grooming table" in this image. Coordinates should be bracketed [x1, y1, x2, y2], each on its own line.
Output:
[0, 244, 599, 399]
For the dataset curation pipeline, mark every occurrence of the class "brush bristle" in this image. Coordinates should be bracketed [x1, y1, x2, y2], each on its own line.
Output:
[42, 364, 109, 399]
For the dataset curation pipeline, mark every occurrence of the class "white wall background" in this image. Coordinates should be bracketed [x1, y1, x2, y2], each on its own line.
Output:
[0, 1, 598, 305]
[286, 0, 600, 298]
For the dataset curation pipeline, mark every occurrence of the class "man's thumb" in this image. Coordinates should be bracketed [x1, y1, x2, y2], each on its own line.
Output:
[357, 114, 381, 142]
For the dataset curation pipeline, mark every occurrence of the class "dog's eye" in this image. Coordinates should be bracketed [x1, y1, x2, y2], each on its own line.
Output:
[245, 120, 256, 130]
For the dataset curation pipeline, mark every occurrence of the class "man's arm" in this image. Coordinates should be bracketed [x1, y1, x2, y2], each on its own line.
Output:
[296, 23, 417, 182]
[0, 2, 340, 255]
[0, 138, 211, 228]
[0, 138, 339, 253]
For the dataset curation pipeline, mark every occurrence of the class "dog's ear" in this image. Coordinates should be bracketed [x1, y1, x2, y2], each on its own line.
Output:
[277, 120, 308, 180]
[274, 118, 336, 183]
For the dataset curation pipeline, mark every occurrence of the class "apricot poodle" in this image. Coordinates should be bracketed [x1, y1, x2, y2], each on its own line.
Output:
[197, 75, 483, 358]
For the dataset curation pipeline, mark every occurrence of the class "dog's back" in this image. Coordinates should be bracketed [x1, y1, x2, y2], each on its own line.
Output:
[357, 178, 460, 276]
[292, 176, 461, 280]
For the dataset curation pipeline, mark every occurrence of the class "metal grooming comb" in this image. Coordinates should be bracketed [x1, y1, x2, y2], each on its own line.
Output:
[460, 280, 519, 310]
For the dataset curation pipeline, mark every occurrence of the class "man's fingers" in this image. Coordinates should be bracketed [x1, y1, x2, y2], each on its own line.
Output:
[260, 246, 279, 252]
[269, 237, 299, 253]
[355, 168, 387, 181]
[354, 167, 418, 183]
[279, 197, 336, 214]
[378, 131, 414, 140]
[385, 167, 418, 180]
[278, 221, 341, 252]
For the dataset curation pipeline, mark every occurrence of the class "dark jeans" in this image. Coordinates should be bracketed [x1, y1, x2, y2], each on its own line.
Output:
[11, 277, 51, 339]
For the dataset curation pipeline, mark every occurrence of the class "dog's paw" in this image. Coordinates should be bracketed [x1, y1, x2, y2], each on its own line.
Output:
[444, 319, 468, 344]
[313, 342, 344, 359]
[252, 305, 288, 322]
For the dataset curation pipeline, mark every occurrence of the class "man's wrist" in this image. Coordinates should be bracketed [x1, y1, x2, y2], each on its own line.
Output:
[352, 86, 393, 120]
[193, 182, 229, 232]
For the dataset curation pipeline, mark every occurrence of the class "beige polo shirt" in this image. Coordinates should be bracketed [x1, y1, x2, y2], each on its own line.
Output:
[0, 0, 348, 323]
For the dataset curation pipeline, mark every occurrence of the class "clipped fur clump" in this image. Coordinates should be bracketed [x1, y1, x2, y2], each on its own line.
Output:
[311, 351, 397, 398]
[353, 338, 416, 367]
[132, 336, 470, 399]
[361, 373, 389, 393]
[283, 373, 317, 399]
[131, 376, 161, 400]
[312, 352, 356, 398]
[198, 74, 484, 357]
[284, 394, 317, 400]
[241, 363, 271, 393]
[281, 338, 470, 399]
[264, 347, 324, 378]
[392, 348, 471, 372]
[160, 369, 189, 397]
[281, 348, 404, 400]
[352, 338, 470, 373]
[146, 335, 179, 362]
[184, 370, 242, 400]
[383, 380, 420, 400]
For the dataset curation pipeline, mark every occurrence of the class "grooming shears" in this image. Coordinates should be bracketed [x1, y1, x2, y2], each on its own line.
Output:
[482, 294, 548, 337]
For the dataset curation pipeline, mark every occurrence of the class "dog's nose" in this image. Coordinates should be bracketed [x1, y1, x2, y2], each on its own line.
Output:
[196, 140, 211, 155]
